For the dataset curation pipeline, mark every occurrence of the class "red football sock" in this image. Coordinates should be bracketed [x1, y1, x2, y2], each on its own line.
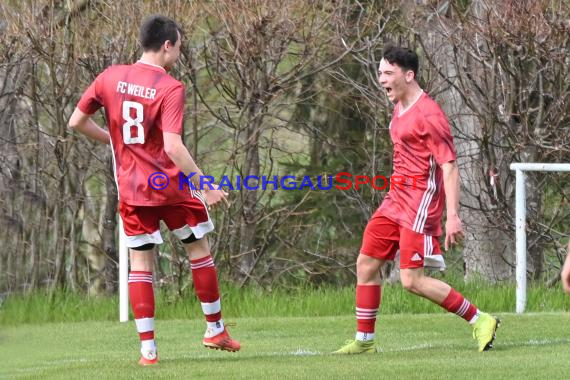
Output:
[356, 284, 381, 335]
[191, 256, 222, 323]
[128, 271, 155, 342]
[440, 288, 479, 322]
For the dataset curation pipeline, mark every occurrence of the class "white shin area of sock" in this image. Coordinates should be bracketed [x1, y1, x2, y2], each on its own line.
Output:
[469, 310, 481, 325]
[356, 331, 375, 341]
[141, 339, 156, 359]
[204, 319, 225, 338]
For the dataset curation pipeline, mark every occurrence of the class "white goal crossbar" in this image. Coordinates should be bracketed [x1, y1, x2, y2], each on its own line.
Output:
[510, 163, 570, 313]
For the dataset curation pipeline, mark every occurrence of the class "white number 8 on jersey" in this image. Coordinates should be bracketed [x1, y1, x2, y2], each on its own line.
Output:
[122, 101, 145, 144]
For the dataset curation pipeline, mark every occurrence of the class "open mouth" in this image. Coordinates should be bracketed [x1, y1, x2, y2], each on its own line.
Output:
[385, 87, 393, 96]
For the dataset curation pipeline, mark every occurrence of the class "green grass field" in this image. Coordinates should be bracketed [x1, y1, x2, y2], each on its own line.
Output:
[3, 280, 570, 325]
[2, 312, 570, 379]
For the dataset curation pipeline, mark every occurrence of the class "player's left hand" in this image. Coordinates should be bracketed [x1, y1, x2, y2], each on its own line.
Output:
[561, 243, 570, 294]
[202, 185, 229, 209]
[561, 263, 570, 294]
[445, 214, 464, 250]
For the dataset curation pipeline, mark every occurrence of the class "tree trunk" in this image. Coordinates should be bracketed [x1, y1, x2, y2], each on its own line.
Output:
[238, 113, 261, 285]
[102, 156, 119, 294]
[419, 29, 515, 281]
[51, 185, 66, 291]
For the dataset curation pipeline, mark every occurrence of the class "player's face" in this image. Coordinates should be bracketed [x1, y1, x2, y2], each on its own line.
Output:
[164, 31, 182, 71]
[378, 58, 413, 103]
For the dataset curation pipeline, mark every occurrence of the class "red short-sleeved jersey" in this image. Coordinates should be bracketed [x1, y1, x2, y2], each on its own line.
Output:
[378, 92, 456, 236]
[77, 61, 192, 206]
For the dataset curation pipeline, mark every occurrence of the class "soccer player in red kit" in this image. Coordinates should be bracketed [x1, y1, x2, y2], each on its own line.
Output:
[334, 44, 499, 354]
[68, 15, 240, 365]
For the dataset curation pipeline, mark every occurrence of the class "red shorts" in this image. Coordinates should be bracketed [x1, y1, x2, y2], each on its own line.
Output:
[119, 190, 213, 248]
[360, 211, 445, 269]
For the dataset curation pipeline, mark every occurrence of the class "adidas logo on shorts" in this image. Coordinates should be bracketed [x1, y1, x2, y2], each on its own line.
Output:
[411, 253, 422, 261]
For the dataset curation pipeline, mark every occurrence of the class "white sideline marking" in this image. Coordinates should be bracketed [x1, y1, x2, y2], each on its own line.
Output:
[382, 338, 570, 352]
[504, 338, 570, 347]
[8, 337, 570, 376]
[176, 349, 324, 360]
[291, 348, 320, 356]
[11, 358, 88, 374]
[388, 343, 434, 352]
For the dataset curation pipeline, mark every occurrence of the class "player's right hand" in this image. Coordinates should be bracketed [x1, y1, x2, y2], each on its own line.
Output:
[202, 185, 229, 209]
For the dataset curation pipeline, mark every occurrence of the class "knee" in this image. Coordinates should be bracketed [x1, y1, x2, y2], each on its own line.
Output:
[129, 252, 154, 272]
[400, 272, 421, 294]
[184, 238, 210, 260]
[356, 254, 381, 283]
[132, 301, 154, 316]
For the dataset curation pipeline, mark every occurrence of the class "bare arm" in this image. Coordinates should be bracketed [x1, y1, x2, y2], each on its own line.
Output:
[163, 132, 227, 207]
[562, 242, 570, 294]
[68, 107, 110, 144]
[163, 132, 204, 187]
[442, 161, 460, 217]
[441, 161, 464, 250]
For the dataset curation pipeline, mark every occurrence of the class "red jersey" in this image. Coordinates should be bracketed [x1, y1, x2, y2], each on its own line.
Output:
[77, 61, 192, 206]
[378, 92, 456, 236]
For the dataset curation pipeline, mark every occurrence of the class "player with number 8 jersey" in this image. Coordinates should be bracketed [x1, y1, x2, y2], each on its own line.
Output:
[68, 15, 240, 365]
[77, 60, 191, 205]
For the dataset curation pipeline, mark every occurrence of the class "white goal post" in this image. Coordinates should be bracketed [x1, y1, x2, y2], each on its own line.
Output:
[510, 163, 570, 314]
[119, 218, 129, 322]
